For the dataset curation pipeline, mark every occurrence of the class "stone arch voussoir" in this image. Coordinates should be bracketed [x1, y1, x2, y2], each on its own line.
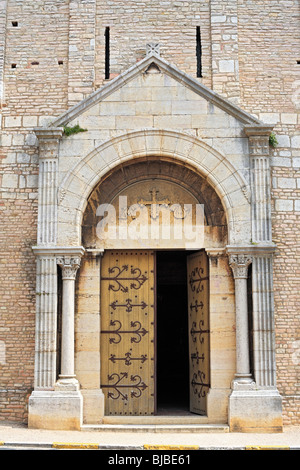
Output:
[57, 129, 251, 246]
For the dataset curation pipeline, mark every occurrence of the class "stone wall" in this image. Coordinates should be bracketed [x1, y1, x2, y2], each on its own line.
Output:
[0, 0, 299, 424]
[237, 0, 300, 424]
[0, 133, 38, 421]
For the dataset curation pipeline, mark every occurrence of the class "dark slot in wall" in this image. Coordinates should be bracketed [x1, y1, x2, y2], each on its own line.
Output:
[196, 26, 203, 78]
[105, 27, 110, 79]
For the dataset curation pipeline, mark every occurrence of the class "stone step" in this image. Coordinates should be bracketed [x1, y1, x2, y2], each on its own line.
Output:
[81, 423, 229, 433]
[103, 414, 210, 425]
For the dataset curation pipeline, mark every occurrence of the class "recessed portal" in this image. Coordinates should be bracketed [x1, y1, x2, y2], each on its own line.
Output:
[156, 251, 190, 414]
[100, 249, 210, 417]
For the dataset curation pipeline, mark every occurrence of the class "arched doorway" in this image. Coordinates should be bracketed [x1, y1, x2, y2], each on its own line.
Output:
[77, 157, 230, 419]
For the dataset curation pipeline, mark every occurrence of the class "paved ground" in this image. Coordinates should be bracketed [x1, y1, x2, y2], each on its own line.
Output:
[0, 421, 299, 450]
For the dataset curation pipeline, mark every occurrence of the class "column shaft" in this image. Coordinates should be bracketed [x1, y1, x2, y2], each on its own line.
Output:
[57, 255, 82, 388]
[228, 253, 253, 386]
[61, 278, 76, 378]
[34, 256, 57, 389]
[252, 255, 276, 387]
[234, 276, 251, 378]
[245, 126, 278, 389]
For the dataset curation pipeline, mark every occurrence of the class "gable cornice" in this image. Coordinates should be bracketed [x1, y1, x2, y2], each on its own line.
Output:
[49, 52, 263, 128]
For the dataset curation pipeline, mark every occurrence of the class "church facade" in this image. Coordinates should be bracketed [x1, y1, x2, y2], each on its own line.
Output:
[0, 1, 299, 432]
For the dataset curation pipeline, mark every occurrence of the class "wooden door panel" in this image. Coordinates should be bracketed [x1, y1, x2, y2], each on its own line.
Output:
[187, 250, 210, 415]
[100, 250, 155, 416]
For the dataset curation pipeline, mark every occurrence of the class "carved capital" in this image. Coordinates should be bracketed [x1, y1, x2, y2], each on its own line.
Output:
[248, 135, 270, 156]
[57, 256, 81, 280]
[34, 127, 64, 159]
[206, 248, 226, 267]
[244, 125, 273, 157]
[34, 127, 64, 141]
[229, 254, 252, 279]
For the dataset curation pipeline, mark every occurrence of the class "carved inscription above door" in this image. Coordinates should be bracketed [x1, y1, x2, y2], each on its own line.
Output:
[100, 251, 155, 415]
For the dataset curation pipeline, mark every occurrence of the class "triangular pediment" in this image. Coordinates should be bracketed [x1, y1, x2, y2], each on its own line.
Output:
[50, 52, 263, 129]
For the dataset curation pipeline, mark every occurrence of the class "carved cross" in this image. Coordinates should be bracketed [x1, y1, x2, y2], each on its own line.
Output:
[138, 188, 170, 219]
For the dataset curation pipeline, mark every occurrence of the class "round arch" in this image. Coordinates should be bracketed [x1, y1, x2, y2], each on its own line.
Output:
[57, 129, 251, 246]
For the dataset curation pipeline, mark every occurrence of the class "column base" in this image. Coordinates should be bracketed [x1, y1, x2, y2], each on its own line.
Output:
[55, 376, 80, 391]
[229, 388, 283, 433]
[28, 389, 83, 431]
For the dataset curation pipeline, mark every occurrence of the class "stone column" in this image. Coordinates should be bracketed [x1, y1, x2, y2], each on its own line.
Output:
[31, 250, 58, 390]
[244, 126, 274, 244]
[228, 253, 254, 387]
[56, 255, 82, 390]
[29, 129, 63, 391]
[244, 126, 280, 389]
[252, 249, 277, 387]
[34, 128, 64, 246]
[28, 247, 85, 430]
[226, 125, 283, 432]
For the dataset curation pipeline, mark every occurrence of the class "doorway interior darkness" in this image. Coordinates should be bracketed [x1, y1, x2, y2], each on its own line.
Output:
[156, 250, 190, 414]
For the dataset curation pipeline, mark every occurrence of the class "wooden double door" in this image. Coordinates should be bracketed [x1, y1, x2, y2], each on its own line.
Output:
[100, 250, 210, 416]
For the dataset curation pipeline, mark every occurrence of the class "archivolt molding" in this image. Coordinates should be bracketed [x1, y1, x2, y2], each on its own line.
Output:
[57, 129, 251, 246]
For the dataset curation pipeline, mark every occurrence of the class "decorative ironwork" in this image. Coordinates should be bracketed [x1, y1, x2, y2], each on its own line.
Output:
[102, 265, 147, 292]
[190, 320, 210, 344]
[101, 320, 148, 344]
[110, 298, 147, 313]
[191, 371, 210, 399]
[189, 266, 208, 293]
[102, 372, 148, 401]
[109, 351, 148, 366]
[191, 351, 205, 364]
[190, 300, 204, 313]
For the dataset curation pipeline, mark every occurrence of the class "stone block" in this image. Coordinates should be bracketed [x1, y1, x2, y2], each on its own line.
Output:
[277, 177, 296, 189]
[137, 100, 172, 115]
[259, 113, 280, 125]
[275, 199, 293, 211]
[271, 156, 291, 167]
[2, 173, 18, 188]
[281, 113, 297, 125]
[26, 174, 38, 188]
[76, 313, 100, 333]
[292, 158, 300, 168]
[99, 101, 135, 116]
[172, 100, 208, 115]
[22, 115, 38, 128]
[192, 113, 230, 129]
[17, 152, 31, 164]
[229, 390, 283, 433]
[81, 389, 104, 424]
[153, 115, 192, 128]
[276, 135, 290, 148]
[28, 390, 83, 431]
[12, 134, 25, 146]
[291, 135, 300, 149]
[211, 15, 227, 23]
[4, 116, 22, 127]
[219, 60, 235, 73]
[207, 389, 231, 423]
[115, 115, 153, 129]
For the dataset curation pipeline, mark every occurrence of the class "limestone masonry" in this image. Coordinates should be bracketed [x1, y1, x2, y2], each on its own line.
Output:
[0, 0, 299, 430]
